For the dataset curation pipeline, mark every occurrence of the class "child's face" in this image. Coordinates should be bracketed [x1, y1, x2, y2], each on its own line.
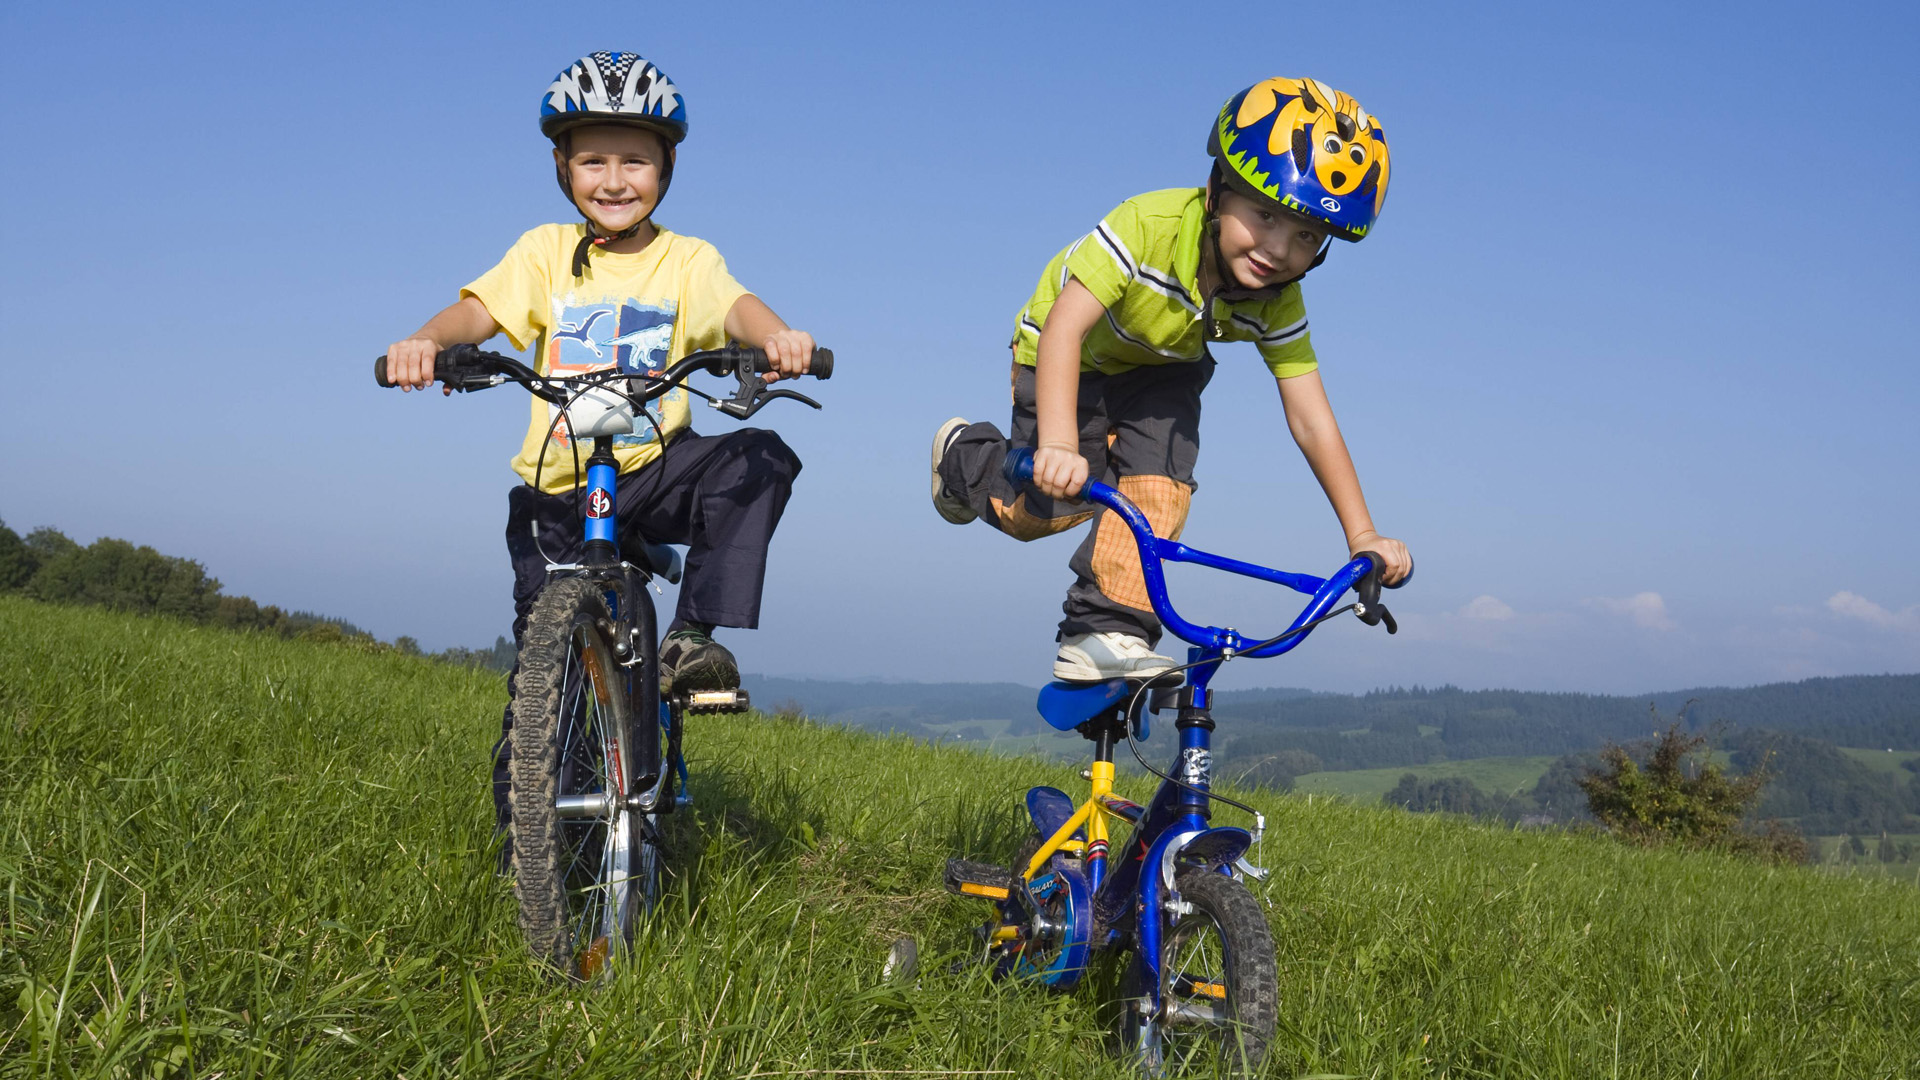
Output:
[1214, 190, 1329, 290]
[555, 125, 672, 233]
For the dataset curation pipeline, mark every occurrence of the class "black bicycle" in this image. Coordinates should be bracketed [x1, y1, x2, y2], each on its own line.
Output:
[375, 343, 832, 977]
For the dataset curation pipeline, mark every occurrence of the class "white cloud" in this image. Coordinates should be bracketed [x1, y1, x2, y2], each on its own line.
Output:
[1589, 591, 1676, 631]
[1827, 591, 1919, 631]
[1459, 595, 1516, 621]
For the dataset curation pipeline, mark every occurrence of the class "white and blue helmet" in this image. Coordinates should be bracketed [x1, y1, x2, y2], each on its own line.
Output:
[539, 51, 688, 144]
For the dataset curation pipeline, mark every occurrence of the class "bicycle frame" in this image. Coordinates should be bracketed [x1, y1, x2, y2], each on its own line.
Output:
[997, 447, 1389, 1008]
[485, 347, 801, 817]
[543, 435, 679, 818]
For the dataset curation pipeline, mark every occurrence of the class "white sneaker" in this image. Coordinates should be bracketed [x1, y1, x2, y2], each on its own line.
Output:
[931, 417, 977, 524]
[1053, 632, 1176, 682]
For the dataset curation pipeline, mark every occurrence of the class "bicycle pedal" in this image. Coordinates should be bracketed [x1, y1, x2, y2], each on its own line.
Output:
[678, 688, 750, 715]
[944, 858, 1014, 900]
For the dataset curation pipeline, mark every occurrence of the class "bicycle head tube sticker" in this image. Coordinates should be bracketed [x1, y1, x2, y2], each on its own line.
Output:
[587, 489, 613, 518]
[1180, 747, 1212, 786]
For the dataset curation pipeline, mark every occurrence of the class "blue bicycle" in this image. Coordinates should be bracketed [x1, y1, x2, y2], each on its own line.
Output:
[376, 343, 831, 978]
[944, 447, 1406, 1075]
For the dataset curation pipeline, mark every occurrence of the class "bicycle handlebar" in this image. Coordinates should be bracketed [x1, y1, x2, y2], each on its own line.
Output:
[373, 343, 834, 391]
[1002, 446, 1409, 655]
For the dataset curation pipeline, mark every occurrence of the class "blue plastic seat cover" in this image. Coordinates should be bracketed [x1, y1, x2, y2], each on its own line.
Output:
[1035, 679, 1130, 732]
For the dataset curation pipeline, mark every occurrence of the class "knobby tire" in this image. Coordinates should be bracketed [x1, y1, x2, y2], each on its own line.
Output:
[1127, 868, 1278, 1076]
[508, 576, 653, 977]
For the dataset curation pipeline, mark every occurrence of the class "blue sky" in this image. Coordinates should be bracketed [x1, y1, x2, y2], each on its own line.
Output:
[2, 1, 1915, 694]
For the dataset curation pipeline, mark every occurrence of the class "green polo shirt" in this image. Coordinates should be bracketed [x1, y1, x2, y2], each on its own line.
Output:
[1012, 188, 1318, 379]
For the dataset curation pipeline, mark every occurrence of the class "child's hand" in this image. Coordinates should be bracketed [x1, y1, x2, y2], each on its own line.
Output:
[759, 329, 815, 383]
[1032, 444, 1090, 501]
[385, 336, 444, 393]
[1348, 531, 1411, 585]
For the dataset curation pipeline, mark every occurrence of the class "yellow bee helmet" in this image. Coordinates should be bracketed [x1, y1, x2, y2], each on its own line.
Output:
[1207, 77, 1390, 241]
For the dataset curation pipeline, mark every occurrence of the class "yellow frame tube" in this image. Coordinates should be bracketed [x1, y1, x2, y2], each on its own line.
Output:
[1022, 762, 1120, 879]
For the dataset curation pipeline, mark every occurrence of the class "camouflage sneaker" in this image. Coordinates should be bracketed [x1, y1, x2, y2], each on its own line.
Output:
[659, 629, 740, 694]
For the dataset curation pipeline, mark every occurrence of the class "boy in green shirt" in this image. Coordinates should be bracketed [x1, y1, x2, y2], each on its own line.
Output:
[933, 77, 1412, 681]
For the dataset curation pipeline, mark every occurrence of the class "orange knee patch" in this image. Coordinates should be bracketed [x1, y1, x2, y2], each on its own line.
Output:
[1090, 476, 1191, 612]
[991, 493, 1095, 542]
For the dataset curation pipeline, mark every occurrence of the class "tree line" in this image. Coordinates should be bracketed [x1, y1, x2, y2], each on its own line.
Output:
[0, 517, 511, 671]
[1222, 679, 1920, 776]
[1371, 722, 1920, 844]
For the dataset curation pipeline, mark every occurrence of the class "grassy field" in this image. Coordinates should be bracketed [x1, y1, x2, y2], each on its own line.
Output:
[1291, 757, 1559, 803]
[1838, 746, 1920, 776]
[3, 594, 1919, 1078]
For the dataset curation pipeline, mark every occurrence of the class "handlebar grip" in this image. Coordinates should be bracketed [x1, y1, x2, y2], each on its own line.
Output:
[1352, 551, 1412, 590]
[1004, 446, 1036, 487]
[1002, 446, 1093, 500]
[372, 343, 480, 386]
[742, 346, 835, 380]
[1350, 550, 1407, 636]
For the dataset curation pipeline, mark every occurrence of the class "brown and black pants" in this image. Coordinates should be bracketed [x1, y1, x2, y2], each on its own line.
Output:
[938, 358, 1212, 646]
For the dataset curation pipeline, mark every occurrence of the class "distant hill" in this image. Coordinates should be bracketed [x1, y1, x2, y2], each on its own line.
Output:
[747, 673, 1920, 772]
[741, 675, 1049, 738]
[1218, 676, 1920, 775]
[1217, 675, 1920, 739]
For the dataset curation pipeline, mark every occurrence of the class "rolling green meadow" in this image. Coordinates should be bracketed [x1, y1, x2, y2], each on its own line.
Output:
[1290, 759, 1560, 804]
[3, 594, 1918, 1078]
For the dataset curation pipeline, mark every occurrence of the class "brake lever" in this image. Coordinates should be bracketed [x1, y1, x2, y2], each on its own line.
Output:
[1351, 550, 1399, 635]
[734, 387, 822, 419]
[1354, 600, 1398, 635]
[444, 371, 507, 394]
[714, 363, 823, 419]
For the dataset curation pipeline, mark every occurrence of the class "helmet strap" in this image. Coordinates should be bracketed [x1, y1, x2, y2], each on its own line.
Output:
[1201, 163, 1332, 307]
[570, 222, 645, 278]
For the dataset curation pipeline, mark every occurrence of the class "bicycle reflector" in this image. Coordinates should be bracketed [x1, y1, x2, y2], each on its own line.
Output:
[680, 688, 751, 715]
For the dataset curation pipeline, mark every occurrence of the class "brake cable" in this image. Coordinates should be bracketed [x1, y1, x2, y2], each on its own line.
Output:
[1116, 601, 1363, 833]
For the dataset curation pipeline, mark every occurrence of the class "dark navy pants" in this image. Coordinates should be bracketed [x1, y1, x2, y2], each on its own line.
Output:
[493, 427, 801, 827]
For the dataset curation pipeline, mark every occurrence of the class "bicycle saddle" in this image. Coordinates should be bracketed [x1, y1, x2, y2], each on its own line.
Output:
[1035, 679, 1133, 732]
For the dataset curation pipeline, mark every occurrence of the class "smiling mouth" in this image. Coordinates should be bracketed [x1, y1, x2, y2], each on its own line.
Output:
[1246, 255, 1279, 278]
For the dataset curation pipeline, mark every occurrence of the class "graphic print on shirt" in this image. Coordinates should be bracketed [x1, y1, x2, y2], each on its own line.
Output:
[544, 298, 684, 449]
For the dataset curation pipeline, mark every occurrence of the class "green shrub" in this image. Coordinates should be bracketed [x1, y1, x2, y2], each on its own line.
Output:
[1580, 716, 1807, 863]
[1383, 772, 1501, 816]
[26, 536, 222, 622]
[0, 519, 35, 590]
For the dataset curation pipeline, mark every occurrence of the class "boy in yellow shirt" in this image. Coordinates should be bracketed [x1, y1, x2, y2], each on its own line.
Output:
[383, 51, 817, 837]
[933, 77, 1411, 681]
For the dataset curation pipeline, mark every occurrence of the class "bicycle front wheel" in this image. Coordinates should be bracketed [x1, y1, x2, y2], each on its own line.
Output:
[1125, 868, 1278, 1076]
[509, 576, 647, 977]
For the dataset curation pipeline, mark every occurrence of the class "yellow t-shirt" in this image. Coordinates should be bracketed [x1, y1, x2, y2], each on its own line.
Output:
[462, 223, 749, 493]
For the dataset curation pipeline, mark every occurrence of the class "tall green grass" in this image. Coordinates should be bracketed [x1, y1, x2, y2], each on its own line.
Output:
[2, 594, 1916, 1078]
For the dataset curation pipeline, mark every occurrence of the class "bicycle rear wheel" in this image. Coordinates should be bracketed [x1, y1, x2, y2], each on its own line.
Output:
[509, 576, 649, 976]
[1123, 868, 1278, 1076]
